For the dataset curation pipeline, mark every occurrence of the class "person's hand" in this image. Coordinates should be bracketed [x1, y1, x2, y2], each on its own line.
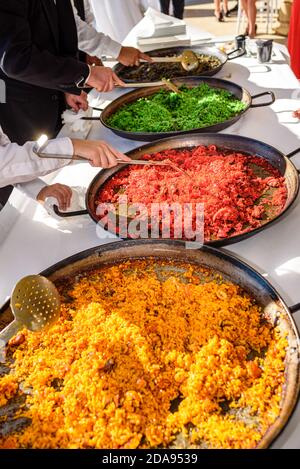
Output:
[71, 139, 132, 168]
[117, 46, 152, 67]
[86, 66, 125, 92]
[86, 54, 103, 66]
[292, 109, 300, 119]
[65, 91, 88, 112]
[37, 184, 72, 211]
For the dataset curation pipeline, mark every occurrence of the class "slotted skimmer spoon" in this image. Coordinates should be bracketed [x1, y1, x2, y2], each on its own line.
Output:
[0, 275, 61, 351]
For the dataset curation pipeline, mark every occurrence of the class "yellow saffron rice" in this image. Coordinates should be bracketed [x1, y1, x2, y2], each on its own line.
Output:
[0, 260, 287, 449]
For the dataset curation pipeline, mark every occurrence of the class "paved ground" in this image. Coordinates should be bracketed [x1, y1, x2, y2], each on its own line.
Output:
[183, 0, 287, 44]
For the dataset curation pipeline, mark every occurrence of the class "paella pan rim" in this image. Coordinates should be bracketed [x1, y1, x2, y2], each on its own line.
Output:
[85, 133, 300, 248]
[113, 45, 229, 82]
[0, 239, 298, 449]
[100, 76, 253, 141]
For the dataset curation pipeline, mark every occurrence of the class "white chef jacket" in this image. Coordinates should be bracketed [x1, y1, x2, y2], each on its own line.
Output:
[0, 126, 73, 199]
[72, 0, 122, 59]
[90, 0, 143, 43]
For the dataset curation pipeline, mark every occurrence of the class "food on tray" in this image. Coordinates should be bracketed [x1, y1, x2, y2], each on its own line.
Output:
[118, 54, 222, 81]
[0, 259, 288, 448]
[96, 145, 287, 240]
[106, 84, 247, 133]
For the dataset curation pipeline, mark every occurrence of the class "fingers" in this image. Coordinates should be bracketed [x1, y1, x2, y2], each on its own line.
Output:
[74, 140, 131, 168]
[119, 47, 151, 66]
[97, 73, 114, 92]
[78, 99, 89, 111]
[63, 186, 72, 209]
[105, 74, 114, 92]
[53, 185, 72, 211]
[81, 101, 89, 111]
[37, 184, 72, 211]
[88, 66, 124, 92]
[87, 143, 126, 168]
[68, 97, 88, 113]
[105, 143, 131, 162]
[99, 143, 128, 167]
[67, 97, 79, 112]
[140, 52, 153, 62]
[88, 147, 109, 168]
[105, 145, 130, 167]
[72, 102, 80, 113]
[78, 91, 88, 111]
[92, 146, 115, 168]
[103, 146, 118, 168]
[112, 72, 125, 87]
[98, 150, 110, 168]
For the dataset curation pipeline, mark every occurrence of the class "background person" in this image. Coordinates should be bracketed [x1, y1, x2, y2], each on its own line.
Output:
[159, 0, 185, 19]
[240, 0, 257, 37]
[214, 0, 229, 21]
[0, 0, 125, 145]
[72, 0, 152, 67]
[0, 0, 122, 207]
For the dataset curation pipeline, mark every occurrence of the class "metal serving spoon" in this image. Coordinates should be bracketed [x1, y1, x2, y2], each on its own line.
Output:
[161, 78, 182, 94]
[103, 50, 200, 72]
[141, 50, 199, 72]
[0, 275, 61, 353]
[36, 151, 191, 177]
[36, 150, 170, 166]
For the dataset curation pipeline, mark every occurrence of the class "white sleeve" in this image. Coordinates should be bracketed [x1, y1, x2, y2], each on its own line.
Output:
[72, 1, 122, 59]
[0, 137, 73, 188]
[15, 178, 48, 201]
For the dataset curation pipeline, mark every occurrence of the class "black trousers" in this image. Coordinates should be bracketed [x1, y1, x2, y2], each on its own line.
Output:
[159, 0, 185, 19]
[0, 185, 13, 209]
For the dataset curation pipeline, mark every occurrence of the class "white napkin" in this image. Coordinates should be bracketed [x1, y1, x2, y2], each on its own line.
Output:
[136, 7, 186, 39]
[145, 7, 184, 26]
[61, 107, 93, 136]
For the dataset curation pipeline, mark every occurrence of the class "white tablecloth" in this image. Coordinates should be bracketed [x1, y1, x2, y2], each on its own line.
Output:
[0, 29, 299, 447]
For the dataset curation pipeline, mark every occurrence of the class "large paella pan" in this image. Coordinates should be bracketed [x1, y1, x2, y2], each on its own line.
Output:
[113, 45, 245, 82]
[54, 134, 300, 248]
[99, 77, 275, 142]
[0, 240, 299, 449]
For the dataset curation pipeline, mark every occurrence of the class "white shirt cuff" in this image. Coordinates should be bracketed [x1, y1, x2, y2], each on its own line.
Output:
[15, 178, 47, 201]
[106, 40, 122, 60]
[42, 137, 74, 158]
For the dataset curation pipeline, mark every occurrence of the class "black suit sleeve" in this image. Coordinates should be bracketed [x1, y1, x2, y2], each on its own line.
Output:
[0, 0, 89, 94]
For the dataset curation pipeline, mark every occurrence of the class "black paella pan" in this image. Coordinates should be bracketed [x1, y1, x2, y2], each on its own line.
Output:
[53, 133, 300, 248]
[99, 76, 275, 141]
[0, 240, 299, 448]
[113, 45, 246, 82]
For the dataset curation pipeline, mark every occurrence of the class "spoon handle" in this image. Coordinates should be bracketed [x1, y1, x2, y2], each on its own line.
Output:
[140, 57, 182, 63]
[119, 81, 165, 88]
[0, 320, 21, 358]
[103, 56, 182, 63]
[161, 78, 181, 94]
